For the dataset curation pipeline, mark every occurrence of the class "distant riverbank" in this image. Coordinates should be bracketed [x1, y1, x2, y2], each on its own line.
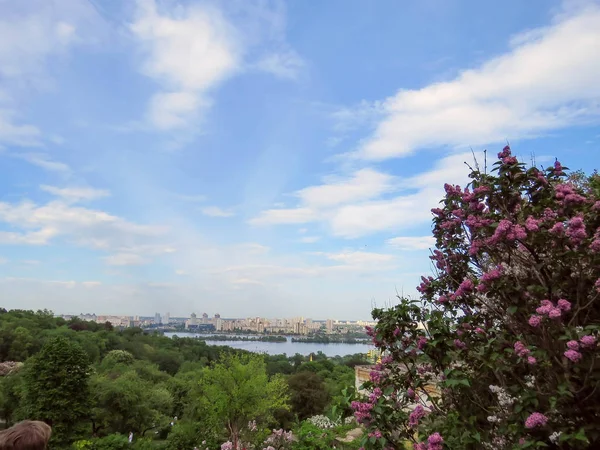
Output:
[164, 332, 374, 357]
[195, 334, 287, 342]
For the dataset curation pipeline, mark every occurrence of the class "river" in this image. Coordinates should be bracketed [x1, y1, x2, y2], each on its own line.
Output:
[164, 333, 374, 357]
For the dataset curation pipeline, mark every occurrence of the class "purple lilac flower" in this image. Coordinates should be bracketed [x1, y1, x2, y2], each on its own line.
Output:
[564, 349, 583, 362]
[454, 339, 466, 350]
[580, 335, 596, 348]
[514, 341, 530, 357]
[527, 356, 537, 365]
[548, 308, 562, 319]
[567, 340, 580, 350]
[427, 432, 444, 450]
[408, 405, 426, 427]
[557, 299, 571, 311]
[536, 300, 553, 316]
[524, 412, 548, 429]
[528, 315, 542, 327]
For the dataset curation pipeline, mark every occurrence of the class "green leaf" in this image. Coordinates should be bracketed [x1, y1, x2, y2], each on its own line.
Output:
[507, 306, 518, 315]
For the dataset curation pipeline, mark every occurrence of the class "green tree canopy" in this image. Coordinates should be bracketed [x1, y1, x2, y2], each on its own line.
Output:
[22, 336, 91, 446]
[287, 371, 330, 420]
[187, 353, 290, 447]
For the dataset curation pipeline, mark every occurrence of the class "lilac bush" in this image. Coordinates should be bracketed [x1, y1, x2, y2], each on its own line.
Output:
[355, 147, 600, 449]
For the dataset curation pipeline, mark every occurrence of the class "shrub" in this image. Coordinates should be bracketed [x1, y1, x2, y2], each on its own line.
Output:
[355, 148, 600, 449]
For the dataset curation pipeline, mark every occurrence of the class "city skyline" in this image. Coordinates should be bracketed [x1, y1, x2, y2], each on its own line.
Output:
[1, 0, 600, 318]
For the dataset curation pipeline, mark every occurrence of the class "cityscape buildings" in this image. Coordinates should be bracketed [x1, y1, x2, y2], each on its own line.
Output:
[58, 311, 376, 334]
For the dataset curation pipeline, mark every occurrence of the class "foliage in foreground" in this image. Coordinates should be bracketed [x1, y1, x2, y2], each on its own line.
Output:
[354, 148, 600, 449]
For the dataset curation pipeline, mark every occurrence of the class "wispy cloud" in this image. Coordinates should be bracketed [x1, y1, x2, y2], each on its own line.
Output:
[351, 4, 600, 160]
[254, 49, 304, 80]
[16, 153, 70, 172]
[386, 236, 436, 251]
[131, 0, 239, 131]
[0, 111, 41, 147]
[201, 206, 235, 218]
[0, 196, 172, 265]
[41, 185, 110, 203]
[251, 151, 475, 237]
[103, 253, 148, 266]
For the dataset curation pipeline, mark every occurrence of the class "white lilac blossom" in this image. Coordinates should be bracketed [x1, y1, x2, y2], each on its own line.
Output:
[549, 431, 562, 443]
[489, 385, 515, 408]
[525, 375, 535, 389]
[306, 415, 339, 429]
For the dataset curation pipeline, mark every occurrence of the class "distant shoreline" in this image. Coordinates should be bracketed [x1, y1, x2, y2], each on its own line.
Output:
[164, 331, 370, 345]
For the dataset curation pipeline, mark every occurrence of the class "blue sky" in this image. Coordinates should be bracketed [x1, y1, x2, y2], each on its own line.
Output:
[1, 0, 599, 319]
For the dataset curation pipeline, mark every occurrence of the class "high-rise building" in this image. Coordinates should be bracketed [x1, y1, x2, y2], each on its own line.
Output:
[154, 312, 162, 325]
[326, 319, 334, 333]
[163, 312, 170, 324]
[202, 313, 209, 324]
[190, 313, 198, 326]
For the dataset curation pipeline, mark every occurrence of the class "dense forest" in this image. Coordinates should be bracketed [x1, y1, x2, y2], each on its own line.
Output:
[0, 309, 367, 449]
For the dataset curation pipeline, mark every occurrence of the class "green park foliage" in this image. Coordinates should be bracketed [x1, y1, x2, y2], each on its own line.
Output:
[0, 309, 367, 449]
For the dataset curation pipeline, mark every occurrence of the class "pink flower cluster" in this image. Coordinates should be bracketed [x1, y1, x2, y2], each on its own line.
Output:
[580, 335, 596, 348]
[534, 298, 570, 321]
[408, 405, 427, 427]
[514, 341, 530, 358]
[454, 339, 466, 350]
[564, 335, 597, 362]
[514, 341, 536, 363]
[591, 228, 600, 253]
[368, 430, 383, 439]
[351, 400, 374, 424]
[555, 183, 586, 206]
[565, 215, 587, 246]
[369, 387, 383, 403]
[498, 145, 517, 164]
[414, 433, 444, 450]
[417, 336, 428, 350]
[525, 215, 541, 231]
[417, 276, 434, 294]
[454, 278, 474, 298]
[524, 412, 548, 429]
[487, 219, 527, 246]
[478, 266, 503, 292]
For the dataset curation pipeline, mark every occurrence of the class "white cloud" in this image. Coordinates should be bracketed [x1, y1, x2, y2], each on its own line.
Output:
[250, 168, 396, 226]
[353, 4, 600, 160]
[297, 168, 396, 208]
[16, 153, 70, 172]
[251, 151, 474, 237]
[387, 236, 436, 251]
[131, 0, 239, 131]
[255, 49, 304, 79]
[41, 185, 110, 203]
[201, 206, 235, 217]
[0, 198, 172, 266]
[81, 281, 101, 288]
[0, 257, 7, 264]
[0, 111, 41, 146]
[104, 253, 148, 266]
[323, 251, 394, 265]
[0, 0, 99, 147]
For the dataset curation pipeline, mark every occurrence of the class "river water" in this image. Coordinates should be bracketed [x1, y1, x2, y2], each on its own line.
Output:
[164, 333, 374, 357]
